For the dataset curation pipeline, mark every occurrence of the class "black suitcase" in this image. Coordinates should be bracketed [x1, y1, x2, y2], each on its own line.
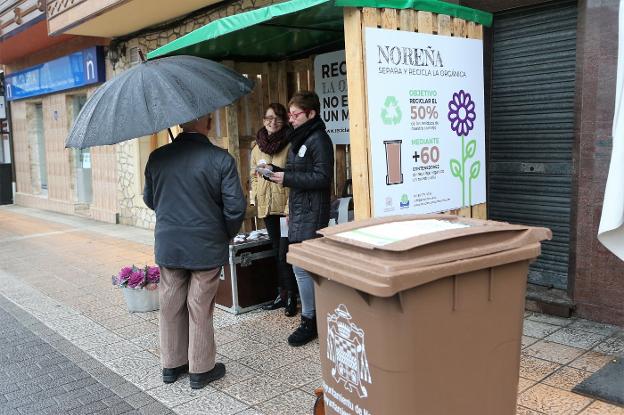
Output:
[215, 237, 278, 314]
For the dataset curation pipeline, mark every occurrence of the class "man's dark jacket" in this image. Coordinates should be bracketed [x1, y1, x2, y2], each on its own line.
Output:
[144, 132, 246, 270]
[282, 116, 334, 243]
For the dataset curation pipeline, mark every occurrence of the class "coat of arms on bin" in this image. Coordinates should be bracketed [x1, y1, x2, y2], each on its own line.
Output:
[327, 304, 372, 398]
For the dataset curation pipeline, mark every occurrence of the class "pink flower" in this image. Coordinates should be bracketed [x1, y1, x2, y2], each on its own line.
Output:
[116, 266, 133, 285]
[146, 266, 160, 284]
[112, 265, 160, 289]
[127, 270, 145, 288]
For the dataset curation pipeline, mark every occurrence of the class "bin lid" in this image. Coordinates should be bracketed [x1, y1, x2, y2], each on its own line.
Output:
[287, 214, 552, 297]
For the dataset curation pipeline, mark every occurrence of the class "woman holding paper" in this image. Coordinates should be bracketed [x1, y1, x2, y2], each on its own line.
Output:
[250, 103, 297, 317]
[269, 91, 334, 346]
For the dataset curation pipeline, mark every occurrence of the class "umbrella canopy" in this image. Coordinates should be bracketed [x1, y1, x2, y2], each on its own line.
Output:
[65, 55, 254, 149]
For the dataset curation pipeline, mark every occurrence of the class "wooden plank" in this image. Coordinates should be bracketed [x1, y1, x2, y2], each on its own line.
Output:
[458, 207, 471, 217]
[261, 73, 269, 111]
[469, 23, 485, 218]
[467, 21, 476, 39]
[217, 107, 227, 139]
[226, 104, 241, 179]
[265, 62, 276, 103]
[287, 58, 312, 73]
[417, 11, 433, 34]
[277, 61, 289, 105]
[437, 14, 452, 37]
[335, 144, 347, 197]
[362, 7, 380, 28]
[431, 13, 438, 34]
[381, 8, 398, 30]
[308, 55, 316, 90]
[344, 7, 372, 219]
[235, 62, 264, 74]
[452, 17, 467, 38]
[398, 9, 416, 32]
[470, 25, 483, 217]
[467, 21, 483, 40]
[149, 134, 158, 151]
[246, 73, 262, 132]
[471, 203, 487, 219]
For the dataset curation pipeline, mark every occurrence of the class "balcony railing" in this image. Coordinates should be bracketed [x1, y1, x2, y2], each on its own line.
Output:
[46, 0, 89, 19]
[0, 0, 44, 38]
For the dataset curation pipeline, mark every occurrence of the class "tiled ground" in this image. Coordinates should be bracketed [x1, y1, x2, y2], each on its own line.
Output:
[0, 205, 623, 415]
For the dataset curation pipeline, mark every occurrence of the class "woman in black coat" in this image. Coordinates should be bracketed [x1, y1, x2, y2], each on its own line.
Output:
[270, 91, 334, 346]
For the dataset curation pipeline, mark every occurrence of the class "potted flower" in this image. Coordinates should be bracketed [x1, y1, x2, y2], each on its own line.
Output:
[112, 265, 160, 313]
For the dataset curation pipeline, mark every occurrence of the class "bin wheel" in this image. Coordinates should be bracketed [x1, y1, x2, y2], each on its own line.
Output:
[313, 387, 325, 415]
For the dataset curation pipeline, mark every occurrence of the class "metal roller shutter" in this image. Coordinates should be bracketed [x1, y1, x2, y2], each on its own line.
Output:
[488, 0, 577, 289]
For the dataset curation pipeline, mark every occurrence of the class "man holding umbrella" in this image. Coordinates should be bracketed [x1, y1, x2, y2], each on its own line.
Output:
[65, 55, 254, 389]
[143, 113, 246, 389]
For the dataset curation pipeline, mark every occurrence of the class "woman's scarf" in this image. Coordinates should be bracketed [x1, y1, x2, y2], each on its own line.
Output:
[290, 116, 326, 154]
[255, 126, 290, 155]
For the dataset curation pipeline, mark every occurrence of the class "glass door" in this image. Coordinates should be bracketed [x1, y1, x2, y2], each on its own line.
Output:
[71, 95, 92, 204]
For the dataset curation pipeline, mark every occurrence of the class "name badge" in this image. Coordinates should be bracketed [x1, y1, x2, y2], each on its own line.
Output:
[298, 145, 307, 158]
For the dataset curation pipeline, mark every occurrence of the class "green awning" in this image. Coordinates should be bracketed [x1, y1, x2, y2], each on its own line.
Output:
[147, 0, 492, 61]
[335, 0, 493, 27]
[147, 0, 345, 61]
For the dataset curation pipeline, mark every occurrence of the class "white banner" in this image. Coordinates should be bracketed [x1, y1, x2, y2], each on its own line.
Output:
[598, 0, 624, 261]
[314, 50, 350, 145]
[365, 28, 486, 217]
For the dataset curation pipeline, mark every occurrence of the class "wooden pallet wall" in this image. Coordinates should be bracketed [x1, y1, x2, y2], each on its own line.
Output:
[344, 7, 487, 220]
[216, 60, 352, 231]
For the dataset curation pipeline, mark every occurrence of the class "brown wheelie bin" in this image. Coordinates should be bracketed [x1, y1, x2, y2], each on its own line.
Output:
[288, 214, 551, 415]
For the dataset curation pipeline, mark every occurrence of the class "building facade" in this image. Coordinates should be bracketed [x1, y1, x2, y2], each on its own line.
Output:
[1, 0, 622, 325]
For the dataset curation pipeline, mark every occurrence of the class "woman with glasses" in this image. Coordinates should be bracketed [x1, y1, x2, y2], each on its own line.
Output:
[269, 91, 334, 346]
[250, 103, 298, 317]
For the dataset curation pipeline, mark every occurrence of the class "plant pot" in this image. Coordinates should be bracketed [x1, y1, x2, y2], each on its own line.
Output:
[121, 287, 160, 313]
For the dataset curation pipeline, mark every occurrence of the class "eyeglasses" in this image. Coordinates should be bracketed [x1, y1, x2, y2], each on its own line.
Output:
[288, 111, 308, 120]
[263, 117, 283, 124]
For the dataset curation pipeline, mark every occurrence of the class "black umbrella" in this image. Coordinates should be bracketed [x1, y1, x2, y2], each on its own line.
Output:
[65, 55, 254, 149]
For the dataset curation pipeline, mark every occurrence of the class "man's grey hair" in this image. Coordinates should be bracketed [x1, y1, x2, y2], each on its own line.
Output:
[180, 114, 211, 130]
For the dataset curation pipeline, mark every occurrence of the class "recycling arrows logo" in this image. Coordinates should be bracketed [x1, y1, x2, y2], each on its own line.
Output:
[381, 95, 402, 125]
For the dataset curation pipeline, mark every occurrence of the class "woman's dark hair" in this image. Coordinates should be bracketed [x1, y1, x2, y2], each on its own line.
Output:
[288, 91, 321, 114]
[266, 102, 288, 125]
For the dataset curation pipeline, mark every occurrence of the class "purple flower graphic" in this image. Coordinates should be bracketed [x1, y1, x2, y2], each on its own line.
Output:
[448, 90, 481, 207]
[447, 90, 476, 137]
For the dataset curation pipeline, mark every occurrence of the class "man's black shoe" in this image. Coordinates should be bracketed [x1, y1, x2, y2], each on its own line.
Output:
[162, 363, 188, 384]
[287, 315, 317, 347]
[189, 363, 226, 389]
[262, 294, 286, 311]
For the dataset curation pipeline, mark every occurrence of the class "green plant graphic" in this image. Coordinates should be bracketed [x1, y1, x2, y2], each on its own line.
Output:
[449, 137, 480, 206]
[448, 90, 479, 206]
[381, 96, 402, 125]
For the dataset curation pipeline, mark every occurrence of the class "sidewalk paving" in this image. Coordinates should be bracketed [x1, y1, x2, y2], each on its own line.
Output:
[0, 205, 622, 415]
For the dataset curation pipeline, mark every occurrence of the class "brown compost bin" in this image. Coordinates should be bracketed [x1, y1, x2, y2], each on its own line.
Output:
[287, 214, 551, 415]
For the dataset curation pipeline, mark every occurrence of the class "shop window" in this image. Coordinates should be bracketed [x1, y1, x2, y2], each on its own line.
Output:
[69, 95, 91, 204]
[28, 103, 47, 195]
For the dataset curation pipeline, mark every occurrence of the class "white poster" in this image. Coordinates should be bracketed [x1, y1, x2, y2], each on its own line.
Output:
[314, 50, 350, 145]
[598, 0, 624, 261]
[365, 28, 486, 217]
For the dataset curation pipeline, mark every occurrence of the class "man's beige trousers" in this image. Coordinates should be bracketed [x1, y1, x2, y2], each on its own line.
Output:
[159, 266, 220, 373]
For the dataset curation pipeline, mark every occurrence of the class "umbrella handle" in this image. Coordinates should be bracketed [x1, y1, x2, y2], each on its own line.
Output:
[167, 128, 174, 141]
